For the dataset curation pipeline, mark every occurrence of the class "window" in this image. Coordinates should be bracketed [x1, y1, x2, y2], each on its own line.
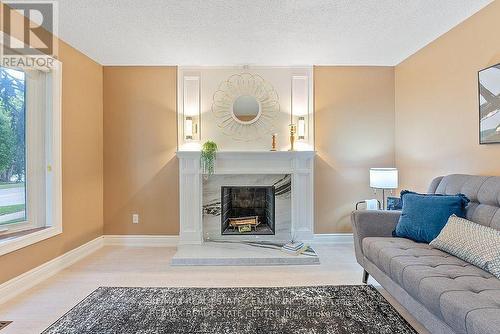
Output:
[0, 60, 62, 255]
[0, 67, 26, 226]
[0, 65, 50, 234]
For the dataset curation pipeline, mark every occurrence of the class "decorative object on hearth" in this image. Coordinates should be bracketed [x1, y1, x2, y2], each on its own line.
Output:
[281, 241, 309, 255]
[201, 141, 218, 176]
[42, 286, 417, 334]
[288, 123, 296, 151]
[212, 73, 279, 141]
[478, 63, 500, 144]
[369, 168, 398, 209]
[270, 133, 277, 151]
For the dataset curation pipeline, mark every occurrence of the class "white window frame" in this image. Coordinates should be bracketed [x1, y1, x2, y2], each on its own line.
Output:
[1, 67, 45, 233]
[0, 54, 62, 256]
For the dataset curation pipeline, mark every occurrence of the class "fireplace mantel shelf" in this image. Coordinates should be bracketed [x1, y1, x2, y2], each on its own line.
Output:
[176, 150, 315, 159]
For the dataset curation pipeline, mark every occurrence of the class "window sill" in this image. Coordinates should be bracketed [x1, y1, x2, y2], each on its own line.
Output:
[0, 225, 62, 256]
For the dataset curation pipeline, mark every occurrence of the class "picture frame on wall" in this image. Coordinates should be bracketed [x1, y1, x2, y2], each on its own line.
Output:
[478, 63, 500, 144]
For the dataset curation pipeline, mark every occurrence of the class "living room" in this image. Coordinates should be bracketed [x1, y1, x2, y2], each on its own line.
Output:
[0, 1, 499, 333]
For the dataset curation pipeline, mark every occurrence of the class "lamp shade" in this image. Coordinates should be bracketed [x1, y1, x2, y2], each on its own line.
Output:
[370, 168, 398, 189]
[297, 116, 305, 139]
[185, 116, 193, 139]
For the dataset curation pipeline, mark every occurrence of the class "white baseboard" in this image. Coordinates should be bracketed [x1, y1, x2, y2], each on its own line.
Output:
[103, 235, 179, 247]
[0, 236, 104, 305]
[311, 233, 354, 244]
[0, 235, 178, 305]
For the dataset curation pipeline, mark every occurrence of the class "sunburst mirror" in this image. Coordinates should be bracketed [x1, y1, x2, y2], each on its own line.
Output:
[212, 73, 280, 141]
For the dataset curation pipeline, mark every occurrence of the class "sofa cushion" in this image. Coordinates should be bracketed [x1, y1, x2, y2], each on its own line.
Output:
[433, 174, 500, 231]
[430, 215, 500, 278]
[394, 191, 469, 243]
[363, 237, 500, 334]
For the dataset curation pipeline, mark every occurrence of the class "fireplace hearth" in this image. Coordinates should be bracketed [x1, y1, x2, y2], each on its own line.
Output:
[221, 186, 275, 235]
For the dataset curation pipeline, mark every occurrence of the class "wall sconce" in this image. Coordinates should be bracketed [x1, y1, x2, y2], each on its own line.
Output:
[183, 75, 200, 142]
[291, 75, 309, 141]
[297, 116, 305, 140]
[185, 116, 193, 140]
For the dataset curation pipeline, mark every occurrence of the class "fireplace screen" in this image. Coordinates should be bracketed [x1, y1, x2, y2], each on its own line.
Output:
[221, 186, 275, 235]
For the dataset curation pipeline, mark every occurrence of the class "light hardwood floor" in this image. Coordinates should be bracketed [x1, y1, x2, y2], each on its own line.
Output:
[0, 243, 429, 334]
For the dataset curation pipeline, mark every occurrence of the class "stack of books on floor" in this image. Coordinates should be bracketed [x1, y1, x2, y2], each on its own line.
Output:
[281, 241, 308, 255]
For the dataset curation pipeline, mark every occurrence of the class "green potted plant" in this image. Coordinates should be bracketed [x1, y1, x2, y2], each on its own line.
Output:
[201, 141, 218, 176]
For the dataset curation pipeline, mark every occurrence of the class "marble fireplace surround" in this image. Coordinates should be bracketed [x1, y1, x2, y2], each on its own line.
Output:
[176, 151, 315, 245]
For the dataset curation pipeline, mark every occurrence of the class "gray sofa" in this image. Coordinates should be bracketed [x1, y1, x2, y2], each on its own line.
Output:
[351, 174, 500, 334]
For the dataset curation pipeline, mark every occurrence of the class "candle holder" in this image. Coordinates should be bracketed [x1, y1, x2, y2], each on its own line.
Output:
[271, 134, 277, 151]
[289, 124, 297, 151]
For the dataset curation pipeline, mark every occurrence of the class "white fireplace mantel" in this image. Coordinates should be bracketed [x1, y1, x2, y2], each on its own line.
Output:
[176, 150, 315, 244]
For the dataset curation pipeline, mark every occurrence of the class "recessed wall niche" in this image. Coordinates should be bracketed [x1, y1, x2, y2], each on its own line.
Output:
[177, 67, 314, 151]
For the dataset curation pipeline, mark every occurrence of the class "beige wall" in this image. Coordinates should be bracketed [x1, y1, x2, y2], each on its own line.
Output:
[314, 66, 395, 233]
[103, 66, 395, 235]
[103, 67, 179, 235]
[395, 1, 500, 192]
[0, 41, 103, 284]
[104, 66, 396, 236]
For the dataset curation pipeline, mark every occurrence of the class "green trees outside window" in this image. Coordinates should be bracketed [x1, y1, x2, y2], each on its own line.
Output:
[0, 67, 26, 225]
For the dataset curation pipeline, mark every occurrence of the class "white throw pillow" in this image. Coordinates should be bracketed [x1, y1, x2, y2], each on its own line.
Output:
[430, 215, 500, 278]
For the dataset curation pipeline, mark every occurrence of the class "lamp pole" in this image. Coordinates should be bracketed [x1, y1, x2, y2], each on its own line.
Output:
[381, 188, 387, 210]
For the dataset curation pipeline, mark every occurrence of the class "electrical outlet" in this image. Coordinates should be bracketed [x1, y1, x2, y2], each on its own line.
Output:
[132, 214, 139, 224]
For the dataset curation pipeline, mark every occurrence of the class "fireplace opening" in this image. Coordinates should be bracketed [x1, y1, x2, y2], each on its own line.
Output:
[221, 186, 275, 235]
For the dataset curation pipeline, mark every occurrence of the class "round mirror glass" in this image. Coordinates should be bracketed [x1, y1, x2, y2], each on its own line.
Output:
[232, 95, 261, 123]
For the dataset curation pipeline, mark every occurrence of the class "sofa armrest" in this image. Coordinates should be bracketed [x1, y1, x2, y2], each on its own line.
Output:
[351, 210, 401, 266]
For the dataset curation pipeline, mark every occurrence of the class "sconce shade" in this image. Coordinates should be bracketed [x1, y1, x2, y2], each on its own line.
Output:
[292, 75, 308, 142]
[370, 168, 398, 189]
[297, 117, 305, 139]
[185, 116, 193, 139]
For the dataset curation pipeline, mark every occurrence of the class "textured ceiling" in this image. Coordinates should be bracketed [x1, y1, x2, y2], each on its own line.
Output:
[55, 0, 493, 66]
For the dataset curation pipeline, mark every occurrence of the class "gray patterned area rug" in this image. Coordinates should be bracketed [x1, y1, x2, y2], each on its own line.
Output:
[43, 285, 416, 334]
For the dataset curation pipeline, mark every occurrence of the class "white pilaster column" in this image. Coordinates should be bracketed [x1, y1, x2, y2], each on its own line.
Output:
[177, 151, 203, 244]
[291, 153, 315, 241]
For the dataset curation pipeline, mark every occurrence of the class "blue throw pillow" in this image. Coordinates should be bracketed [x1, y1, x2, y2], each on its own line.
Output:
[394, 190, 469, 243]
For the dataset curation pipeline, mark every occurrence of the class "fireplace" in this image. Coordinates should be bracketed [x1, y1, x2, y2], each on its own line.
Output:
[221, 186, 275, 235]
[177, 151, 314, 244]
